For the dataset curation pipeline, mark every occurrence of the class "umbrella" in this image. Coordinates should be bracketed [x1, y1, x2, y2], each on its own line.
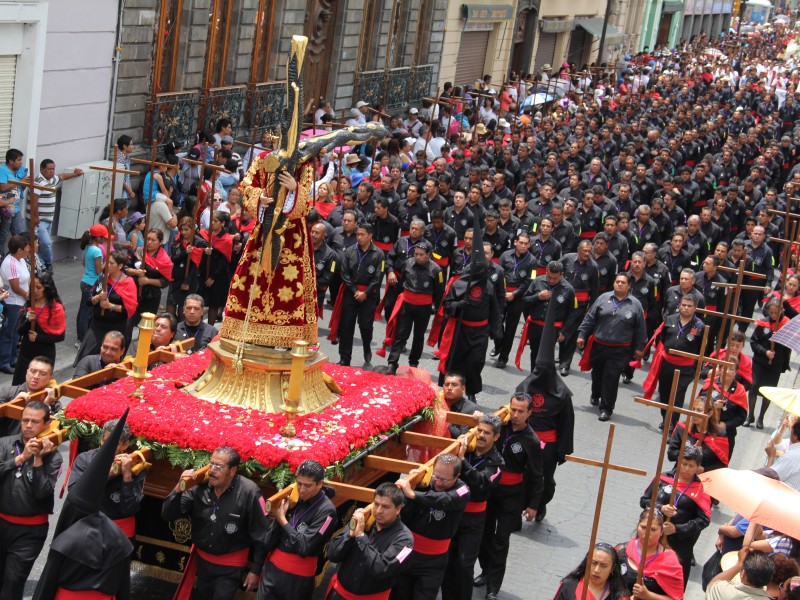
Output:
[699, 468, 800, 540]
[704, 47, 724, 56]
[759, 387, 800, 417]
[773, 14, 791, 23]
[769, 313, 800, 353]
[520, 92, 558, 109]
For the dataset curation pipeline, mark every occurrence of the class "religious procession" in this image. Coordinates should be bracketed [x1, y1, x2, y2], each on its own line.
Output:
[2, 3, 800, 600]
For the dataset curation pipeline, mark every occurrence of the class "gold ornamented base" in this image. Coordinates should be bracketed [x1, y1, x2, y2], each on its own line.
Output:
[183, 340, 339, 414]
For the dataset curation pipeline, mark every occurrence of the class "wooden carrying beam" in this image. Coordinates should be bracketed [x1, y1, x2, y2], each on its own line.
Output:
[362, 456, 423, 474]
[400, 431, 455, 449]
[717, 265, 766, 278]
[695, 308, 755, 324]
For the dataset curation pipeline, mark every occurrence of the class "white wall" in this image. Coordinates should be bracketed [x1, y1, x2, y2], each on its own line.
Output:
[0, 2, 48, 161]
[36, 0, 117, 169]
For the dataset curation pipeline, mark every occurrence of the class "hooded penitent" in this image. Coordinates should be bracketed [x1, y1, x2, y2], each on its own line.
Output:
[516, 294, 575, 461]
[33, 410, 134, 600]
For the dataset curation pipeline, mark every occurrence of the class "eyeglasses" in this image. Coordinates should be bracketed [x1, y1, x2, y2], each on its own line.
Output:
[208, 462, 228, 471]
[431, 474, 454, 483]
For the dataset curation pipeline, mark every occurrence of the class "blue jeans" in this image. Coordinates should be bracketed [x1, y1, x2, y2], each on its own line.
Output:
[0, 303, 22, 368]
[28, 220, 53, 267]
[77, 282, 94, 342]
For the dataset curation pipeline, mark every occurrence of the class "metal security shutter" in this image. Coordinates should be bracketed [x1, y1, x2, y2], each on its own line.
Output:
[567, 27, 588, 65]
[0, 56, 16, 152]
[454, 31, 490, 88]
[534, 31, 557, 72]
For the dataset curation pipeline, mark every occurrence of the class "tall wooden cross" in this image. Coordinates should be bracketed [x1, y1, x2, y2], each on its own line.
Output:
[8, 158, 56, 289]
[129, 144, 163, 236]
[564, 424, 647, 600]
[633, 369, 712, 586]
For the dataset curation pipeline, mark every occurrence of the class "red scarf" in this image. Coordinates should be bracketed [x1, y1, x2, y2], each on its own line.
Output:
[30, 302, 66, 336]
[657, 474, 712, 517]
[755, 316, 790, 334]
[181, 239, 204, 268]
[701, 377, 748, 412]
[107, 275, 138, 318]
[144, 246, 174, 281]
[239, 218, 256, 236]
[787, 294, 800, 313]
[673, 422, 729, 467]
[199, 230, 233, 262]
[624, 539, 685, 600]
[709, 349, 753, 385]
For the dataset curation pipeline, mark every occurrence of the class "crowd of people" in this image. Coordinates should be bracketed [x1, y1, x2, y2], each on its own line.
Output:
[1, 20, 800, 600]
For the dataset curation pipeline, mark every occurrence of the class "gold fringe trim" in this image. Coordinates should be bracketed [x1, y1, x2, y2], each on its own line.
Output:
[219, 318, 318, 347]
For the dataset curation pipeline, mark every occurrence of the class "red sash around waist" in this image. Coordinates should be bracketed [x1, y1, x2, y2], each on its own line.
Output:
[578, 335, 631, 372]
[411, 532, 450, 555]
[464, 500, 488, 513]
[113, 515, 136, 538]
[329, 573, 391, 600]
[579, 230, 597, 239]
[506, 286, 518, 293]
[536, 429, 557, 443]
[327, 284, 369, 342]
[55, 590, 113, 600]
[0, 512, 48, 526]
[515, 316, 565, 370]
[575, 290, 590, 302]
[268, 548, 317, 577]
[706, 305, 717, 312]
[197, 546, 249, 567]
[536, 266, 547, 276]
[432, 253, 449, 267]
[374, 240, 394, 251]
[376, 291, 434, 357]
[663, 352, 695, 367]
[436, 317, 489, 375]
[499, 470, 524, 485]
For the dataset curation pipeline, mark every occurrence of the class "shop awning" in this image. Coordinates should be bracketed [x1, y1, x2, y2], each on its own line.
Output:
[662, 0, 684, 13]
[574, 17, 625, 43]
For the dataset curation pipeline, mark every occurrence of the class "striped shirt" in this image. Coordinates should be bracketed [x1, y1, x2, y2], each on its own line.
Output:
[28, 174, 61, 222]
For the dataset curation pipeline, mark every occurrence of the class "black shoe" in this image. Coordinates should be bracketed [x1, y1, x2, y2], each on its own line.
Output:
[495, 359, 507, 369]
[658, 422, 664, 431]
[621, 375, 631, 384]
[388, 364, 398, 375]
[337, 360, 350, 366]
[743, 417, 753, 427]
[599, 410, 611, 422]
[756, 418, 764, 430]
[486, 594, 498, 600]
[473, 573, 486, 587]
[0, 366, 13, 375]
[330, 339, 339, 346]
[535, 506, 547, 522]
[363, 350, 372, 364]
[590, 396, 599, 406]
[560, 366, 570, 376]
[490, 346, 499, 357]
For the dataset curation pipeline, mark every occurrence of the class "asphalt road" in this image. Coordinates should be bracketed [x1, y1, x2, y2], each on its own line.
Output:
[9, 257, 793, 599]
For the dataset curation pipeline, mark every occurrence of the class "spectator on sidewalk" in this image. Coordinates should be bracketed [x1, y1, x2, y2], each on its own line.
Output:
[0, 235, 31, 374]
[0, 149, 28, 254]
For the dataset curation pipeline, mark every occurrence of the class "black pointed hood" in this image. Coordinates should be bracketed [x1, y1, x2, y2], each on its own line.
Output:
[467, 203, 487, 283]
[53, 409, 130, 538]
[517, 295, 573, 404]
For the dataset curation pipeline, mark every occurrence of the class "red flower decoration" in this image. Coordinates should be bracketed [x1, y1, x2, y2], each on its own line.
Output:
[65, 351, 435, 471]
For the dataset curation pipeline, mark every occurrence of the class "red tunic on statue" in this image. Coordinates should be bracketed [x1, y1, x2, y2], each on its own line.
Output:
[219, 152, 318, 347]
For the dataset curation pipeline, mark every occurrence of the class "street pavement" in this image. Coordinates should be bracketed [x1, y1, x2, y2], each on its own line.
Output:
[9, 256, 794, 599]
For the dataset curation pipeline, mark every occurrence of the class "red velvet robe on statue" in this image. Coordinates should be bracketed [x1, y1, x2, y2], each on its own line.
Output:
[219, 153, 318, 347]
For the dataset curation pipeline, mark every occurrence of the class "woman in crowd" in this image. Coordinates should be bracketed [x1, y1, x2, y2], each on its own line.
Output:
[553, 542, 629, 600]
[667, 395, 729, 473]
[199, 210, 233, 325]
[314, 182, 336, 220]
[13, 272, 65, 384]
[748, 297, 791, 429]
[700, 356, 749, 460]
[640, 445, 711, 585]
[75, 250, 137, 363]
[765, 273, 800, 319]
[126, 228, 172, 334]
[167, 216, 206, 319]
[0, 235, 31, 374]
[127, 211, 146, 259]
[616, 510, 685, 600]
[707, 330, 753, 390]
[77, 224, 109, 347]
